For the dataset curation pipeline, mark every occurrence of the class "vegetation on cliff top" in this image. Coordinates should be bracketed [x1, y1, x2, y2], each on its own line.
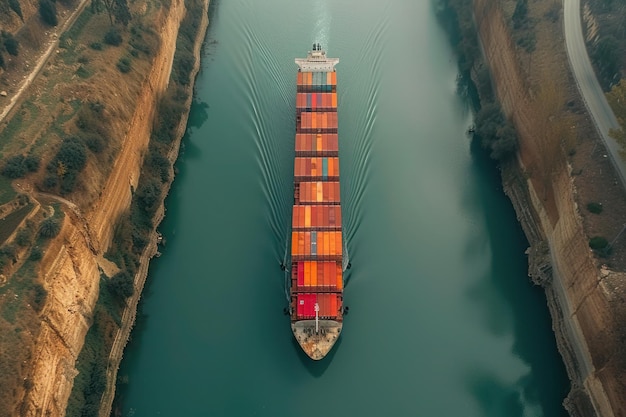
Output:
[436, 0, 519, 162]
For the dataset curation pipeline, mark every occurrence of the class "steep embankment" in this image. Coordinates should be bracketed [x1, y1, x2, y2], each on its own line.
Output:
[19, 0, 191, 415]
[473, 1, 625, 416]
[99, 1, 210, 414]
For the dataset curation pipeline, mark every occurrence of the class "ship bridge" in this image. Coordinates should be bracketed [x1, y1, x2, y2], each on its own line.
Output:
[295, 43, 339, 72]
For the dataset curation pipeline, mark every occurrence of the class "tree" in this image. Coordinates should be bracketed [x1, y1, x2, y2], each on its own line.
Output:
[103, 27, 123, 46]
[2, 155, 27, 178]
[108, 271, 134, 299]
[39, 0, 58, 26]
[51, 137, 87, 172]
[92, 0, 131, 26]
[2, 32, 19, 56]
[1, 154, 40, 178]
[39, 218, 61, 238]
[592, 35, 620, 89]
[607, 79, 626, 158]
[9, 0, 23, 21]
[474, 102, 518, 161]
[512, 0, 529, 29]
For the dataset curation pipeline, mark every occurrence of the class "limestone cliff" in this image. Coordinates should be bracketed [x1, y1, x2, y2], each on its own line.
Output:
[19, 0, 193, 414]
[473, 1, 625, 416]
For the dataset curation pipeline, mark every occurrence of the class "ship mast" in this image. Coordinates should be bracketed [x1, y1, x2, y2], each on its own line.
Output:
[315, 303, 320, 334]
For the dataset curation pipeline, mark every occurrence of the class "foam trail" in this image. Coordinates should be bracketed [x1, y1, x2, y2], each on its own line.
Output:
[312, 0, 331, 47]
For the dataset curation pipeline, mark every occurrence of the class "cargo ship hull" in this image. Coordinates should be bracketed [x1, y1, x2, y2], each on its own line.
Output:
[290, 45, 343, 360]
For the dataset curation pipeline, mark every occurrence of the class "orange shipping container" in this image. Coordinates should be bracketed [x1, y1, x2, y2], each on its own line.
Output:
[297, 72, 303, 86]
[311, 261, 319, 285]
[304, 232, 310, 256]
[336, 232, 342, 256]
[304, 205, 311, 228]
[291, 233, 298, 256]
[336, 264, 343, 289]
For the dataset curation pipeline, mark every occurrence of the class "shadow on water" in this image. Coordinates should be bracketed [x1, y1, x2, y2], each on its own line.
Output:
[292, 334, 343, 377]
[463, 137, 570, 416]
[465, 369, 526, 417]
[187, 99, 210, 130]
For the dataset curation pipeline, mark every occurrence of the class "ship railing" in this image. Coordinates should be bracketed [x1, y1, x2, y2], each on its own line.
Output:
[293, 199, 341, 206]
[294, 175, 340, 182]
[292, 226, 342, 231]
[291, 254, 343, 261]
[294, 151, 339, 157]
[296, 128, 338, 134]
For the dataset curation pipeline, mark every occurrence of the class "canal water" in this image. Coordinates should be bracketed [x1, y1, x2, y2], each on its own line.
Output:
[115, 0, 569, 415]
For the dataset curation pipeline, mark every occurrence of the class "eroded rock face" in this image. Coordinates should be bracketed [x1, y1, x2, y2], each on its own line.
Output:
[19, 0, 189, 415]
[473, 1, 625, 416]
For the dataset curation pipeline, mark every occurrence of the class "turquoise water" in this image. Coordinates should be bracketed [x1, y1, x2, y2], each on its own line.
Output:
[115, 0, 569, 415]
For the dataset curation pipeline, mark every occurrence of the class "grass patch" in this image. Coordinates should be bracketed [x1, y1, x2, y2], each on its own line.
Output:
[0, 204, 33, 246]
[62, 8, 94, 42]
[0, 176, 17, 206]
[0, 112, 24, 152]
[76, 65, 91, 78]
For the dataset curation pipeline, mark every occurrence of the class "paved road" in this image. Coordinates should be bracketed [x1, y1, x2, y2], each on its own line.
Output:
[564, 0, 626, 186]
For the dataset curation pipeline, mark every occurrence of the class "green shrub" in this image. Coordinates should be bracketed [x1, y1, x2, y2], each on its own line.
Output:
[75, 65, 90, 78]
[587, 202, 603, 214]
[39, 218, 61, 238]
[474, 102, 518, 161]
[108, 271, 134, 299]
[2, 32, 19, 56]
[9, 0, 23, 20]
[2, 155, 26, 178]
[50, 137, 87, 172]
[24, 155, 40, 172]
[29, 247, 43, 261]
[1, 155, 39, 179]
[89, 42, 103, 51]
[15, 228, 32, 247]
[104, 28, 123, 46]
[589, 236, 609, 250]
[116, 57, 132, 73]
[39, 0, 58, 26]
[31, 284, 47, 311]
[42, 175, 58, 190]
[81, 132, 105, 153]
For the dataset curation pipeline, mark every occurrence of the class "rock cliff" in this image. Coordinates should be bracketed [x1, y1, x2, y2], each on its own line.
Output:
[473, 1, 625, 416]
[18, 0, 193, 414]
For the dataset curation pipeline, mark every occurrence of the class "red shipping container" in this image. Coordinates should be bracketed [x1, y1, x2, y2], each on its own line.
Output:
[297, 262, 304, 286]
[297, 294, 304, 317]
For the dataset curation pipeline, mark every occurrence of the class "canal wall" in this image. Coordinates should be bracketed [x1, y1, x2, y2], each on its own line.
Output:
[17, 0, 207, 415]
[473, 1, 623, 416]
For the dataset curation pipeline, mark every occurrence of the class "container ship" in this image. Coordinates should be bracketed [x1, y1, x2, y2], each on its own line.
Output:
[290, 45, 343, 360]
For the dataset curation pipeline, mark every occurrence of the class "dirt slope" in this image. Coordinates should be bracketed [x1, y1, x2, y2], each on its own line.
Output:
[18, 0, 189, 414]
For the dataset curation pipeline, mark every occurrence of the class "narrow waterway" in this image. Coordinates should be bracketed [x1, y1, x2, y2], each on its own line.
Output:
[115, 0, 569, 415]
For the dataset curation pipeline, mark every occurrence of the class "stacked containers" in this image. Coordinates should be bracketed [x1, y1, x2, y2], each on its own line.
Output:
[292, 68, 342, 321]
